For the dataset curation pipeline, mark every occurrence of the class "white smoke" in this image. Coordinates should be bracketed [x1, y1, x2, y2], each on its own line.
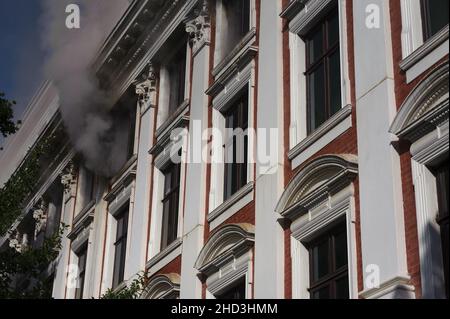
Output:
[41, 0, 131, 176]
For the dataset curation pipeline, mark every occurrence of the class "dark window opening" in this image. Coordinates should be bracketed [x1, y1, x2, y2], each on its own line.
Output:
[112, 206, 129, 289]
[161, 163, 181, 251]
[435, 161, 449, 298]
[224, 88, 249, 201]
[421, 0, 449, 41]
[308, 223, 349, 299]
[216, 279, 246, 299]
[75, 244, 88, 299]
[222, 0, 251, 57]
[167, 43, 187, 115]
[304, 5, 341, 134]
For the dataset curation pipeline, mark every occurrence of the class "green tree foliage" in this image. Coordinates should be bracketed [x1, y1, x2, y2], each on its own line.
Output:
[101, 272, 148, 299]
[0, 225, 67, 299]
[0, 92, 20, 138]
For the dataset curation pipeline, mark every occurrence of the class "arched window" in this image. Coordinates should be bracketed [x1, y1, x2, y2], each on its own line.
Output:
[390, 62, 449, 299]
[195, 223, 254, 299]
[276, 154, 358, 299]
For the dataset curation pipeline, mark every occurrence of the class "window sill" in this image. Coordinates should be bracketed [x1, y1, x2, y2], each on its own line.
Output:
[288, 104, 352, 169]
[207, 182, 254, 230]
[207, 29, 258, 97]
[68, 200, 95, 241]
[146, 238, 182, 276]
[400, 26, 449, 83]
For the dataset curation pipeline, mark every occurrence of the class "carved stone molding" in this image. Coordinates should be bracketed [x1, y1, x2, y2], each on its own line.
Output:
[134, 61, 157, 111]
[185, 0, 211, 56]
[33, 199, 48, 237]
[9, 230, 28, 253]
[60, 161, 77, 197]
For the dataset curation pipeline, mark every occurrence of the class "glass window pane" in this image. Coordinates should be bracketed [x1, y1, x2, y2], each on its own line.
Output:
[312, 285, 330, 299]
[308, 27, 323, 65]
[335, 276, 350, 299]
[312, 238, 330, 281]
[327, 11, 340, 47]
[308, 64, 326, 132]
[426, 0, 449, 38]
[329, 50, 342, 117]
[334, 228, 348, 270]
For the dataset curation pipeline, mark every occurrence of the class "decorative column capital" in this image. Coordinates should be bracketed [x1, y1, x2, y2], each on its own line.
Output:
[185, 0, 211, 56]
[33, 198, 48, 237]
[134, 62, 158, 111]
[60, 161, 77, 197]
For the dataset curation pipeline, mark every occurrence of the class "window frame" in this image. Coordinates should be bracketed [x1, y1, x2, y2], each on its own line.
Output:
[420, 0, 449, 42]
[223, 88, 249, 201]
[307, 223, 349, 299]
[304, 7, 341, 134]
[160, 162, 182, 251]
[286, 0, 353, 169]
[112, 206, 129, 289]
[75, 244, 88, 299]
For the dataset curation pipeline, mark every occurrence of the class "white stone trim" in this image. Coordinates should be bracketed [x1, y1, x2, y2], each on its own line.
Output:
[289, 105, 353, 170]
[287, 0, 353, 164]
[143, 274, 181, 299]
[195, 224, 255, 299]
[401, 27, 449, 84]
[400, 0, 449, 82]
[290, 185, 358, 299]
[400, 0, 425, 59]
[206, 251, 253, 298]
[208, 182, 254, 231]
[148, 138, 187, 260]
[410, 122, 449, 299]
[146, 239, 183, 277]
[208, 62, 256, 217]
[213, 0, 257, 68]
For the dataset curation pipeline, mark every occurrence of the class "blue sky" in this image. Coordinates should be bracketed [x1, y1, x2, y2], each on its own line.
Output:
[0, 0, 46, 145]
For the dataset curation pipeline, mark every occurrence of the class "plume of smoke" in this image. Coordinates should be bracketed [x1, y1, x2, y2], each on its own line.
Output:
[41, 0, 131, 176]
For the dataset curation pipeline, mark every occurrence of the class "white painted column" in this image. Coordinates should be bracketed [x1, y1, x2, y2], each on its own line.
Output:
[353, 0, 414, 299]
[52, 164, 77, 299]
[125, 72, 157, 279]
[254, 0, 286, 299]
[179, 5, 211, 299]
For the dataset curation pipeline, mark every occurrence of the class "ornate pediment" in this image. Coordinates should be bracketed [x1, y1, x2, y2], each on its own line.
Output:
[390, 62, 449, 142]
[276, 154, 358, 220]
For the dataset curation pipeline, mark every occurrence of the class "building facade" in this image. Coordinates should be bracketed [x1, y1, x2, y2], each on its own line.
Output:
[0, 0, 448, 299]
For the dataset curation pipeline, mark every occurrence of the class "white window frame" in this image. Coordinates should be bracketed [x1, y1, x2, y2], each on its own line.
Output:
[147, 139, 187, 263]
[208, 62, 256, 230]
[287, 0, 353, 169]
[214, 0, 257, 66]
[400, 0, 449, 83]
[157, 41, 191, 128]
[290, 185, 358, 299]
[101, 170, 136, 294]
[206, 251, 253, 299]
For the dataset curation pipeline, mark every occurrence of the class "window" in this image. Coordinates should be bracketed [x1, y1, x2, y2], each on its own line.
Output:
[223, 89, 249, 201]
[126, 108, 137, 159]
[75, 245, 88, 299]
[83, 169, 95, 205]
[435, 162, 449, 298]
[304, 6, 341, 133]
[167, 43, 187, 115]
[161, 163, 181, 251]
[308, 223, 349, 299]
[222, 0, 251, 57]
[112, 206, 129, 289]
[216, 279, 246, 299]
[421, 0, 449, 41]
